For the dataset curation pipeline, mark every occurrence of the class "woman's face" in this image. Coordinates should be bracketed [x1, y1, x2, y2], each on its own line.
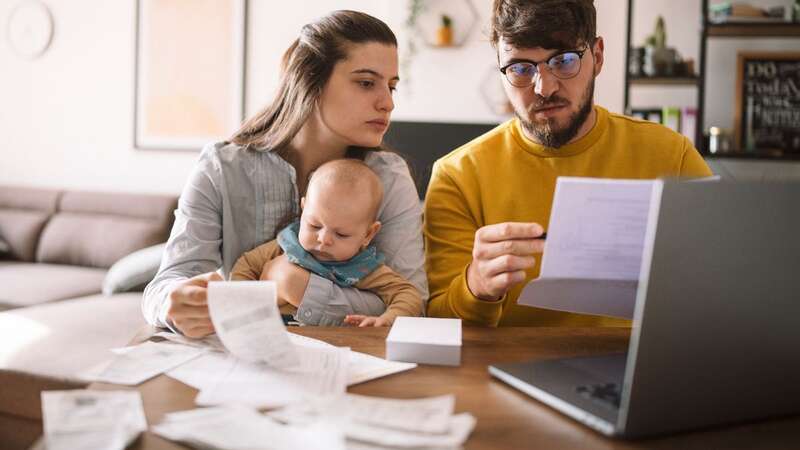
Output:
[316, 42, 399, 148]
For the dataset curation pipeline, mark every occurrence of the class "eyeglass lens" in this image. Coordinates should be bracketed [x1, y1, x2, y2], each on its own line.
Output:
[505, 52, 582, 86]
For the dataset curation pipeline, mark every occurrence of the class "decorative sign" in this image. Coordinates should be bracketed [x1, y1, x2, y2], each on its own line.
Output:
[735, 52, 800, 155]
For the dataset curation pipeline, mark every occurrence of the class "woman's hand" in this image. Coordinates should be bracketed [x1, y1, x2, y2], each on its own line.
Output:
[166, 272, 222, 338]
[344, 314, 390, 327]
[262, 255, 310, 307]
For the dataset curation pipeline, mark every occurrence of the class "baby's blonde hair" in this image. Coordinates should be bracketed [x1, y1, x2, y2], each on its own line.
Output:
[307, 159, 383, 221]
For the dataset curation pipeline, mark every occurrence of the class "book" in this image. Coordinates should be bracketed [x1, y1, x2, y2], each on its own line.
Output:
[662, 107, 681, 132]
[709, 2, 766, 18]
[681, 107, 697, 145]
[630, 108, 662, 124]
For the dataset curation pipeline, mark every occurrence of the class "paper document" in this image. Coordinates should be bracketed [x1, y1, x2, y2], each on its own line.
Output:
[153, 330, 226, 352]
[166, 351, 237, 391]
[346, 350, 417, 385]
[286, 332, 418, 385]
[270, 393, 475, 448]
[166, 339, 416, 394]
[86, 341, 205, 385]
[518, 177, 656, 318]
[153, 405, 344, 450]
[194, 345, 349, 408]
[41, 390, 147, 450]
[345, 394, 455, 434]
[207, 281, 300, 367]
[346, 413, 476, 448]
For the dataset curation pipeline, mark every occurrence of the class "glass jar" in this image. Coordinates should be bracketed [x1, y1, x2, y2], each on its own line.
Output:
[708, 127, 721, 154]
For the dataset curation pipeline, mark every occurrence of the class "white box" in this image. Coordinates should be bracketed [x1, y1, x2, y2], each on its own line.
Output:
[386, 317, 462, 366]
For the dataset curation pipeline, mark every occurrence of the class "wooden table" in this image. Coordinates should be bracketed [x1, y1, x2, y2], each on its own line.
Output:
[89, 326, 800, 450]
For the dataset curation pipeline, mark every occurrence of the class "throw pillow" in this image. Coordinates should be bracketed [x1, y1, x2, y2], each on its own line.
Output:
[102, 243, 166, 295]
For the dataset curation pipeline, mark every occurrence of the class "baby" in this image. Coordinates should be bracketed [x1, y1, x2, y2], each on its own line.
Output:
[230, 158, 423, 326]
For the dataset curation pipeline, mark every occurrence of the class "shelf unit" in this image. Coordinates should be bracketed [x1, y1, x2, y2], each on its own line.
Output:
[623, 0, 800, 160]
[706, 22, 800, 37]
[628, 76, 699, 86]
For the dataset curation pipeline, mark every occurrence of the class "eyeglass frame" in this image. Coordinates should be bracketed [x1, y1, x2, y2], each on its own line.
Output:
[498, 46, 591, 88]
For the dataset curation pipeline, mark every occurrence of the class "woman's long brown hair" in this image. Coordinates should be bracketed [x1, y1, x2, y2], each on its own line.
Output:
[230, 10, 397, 159]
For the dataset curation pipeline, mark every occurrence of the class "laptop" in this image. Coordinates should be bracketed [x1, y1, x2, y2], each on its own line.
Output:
[489, 180, 800, 438]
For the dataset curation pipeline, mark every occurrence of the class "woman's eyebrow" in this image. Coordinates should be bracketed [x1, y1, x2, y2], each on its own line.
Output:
[351, 68, 400, 82]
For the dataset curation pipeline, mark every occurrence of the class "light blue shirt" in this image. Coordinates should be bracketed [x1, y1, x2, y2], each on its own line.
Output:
[142, 142, 428, 327]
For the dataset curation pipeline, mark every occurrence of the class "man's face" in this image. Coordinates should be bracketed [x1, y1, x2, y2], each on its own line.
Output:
[498, 37, 604, 148]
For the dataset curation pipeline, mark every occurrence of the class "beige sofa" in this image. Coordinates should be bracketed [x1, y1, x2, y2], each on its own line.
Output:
[0, 185, 177, 447]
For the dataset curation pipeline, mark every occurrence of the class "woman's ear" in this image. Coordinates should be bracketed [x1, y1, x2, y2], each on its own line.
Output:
[362, 221, 382, 248]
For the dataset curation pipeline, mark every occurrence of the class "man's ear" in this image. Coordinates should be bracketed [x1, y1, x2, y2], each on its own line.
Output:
[592, 36, 604, 77]
[362, 221, 382, 248]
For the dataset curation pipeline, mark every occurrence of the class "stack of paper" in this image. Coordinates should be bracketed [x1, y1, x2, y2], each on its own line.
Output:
[153, 405, 344, 450]
[270, 393, 476, 448]
[41, 390, 147, 450]
[386, 317, 462, 366]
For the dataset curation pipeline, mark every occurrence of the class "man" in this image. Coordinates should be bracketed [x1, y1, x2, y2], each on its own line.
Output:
[424, 0, 712, 326]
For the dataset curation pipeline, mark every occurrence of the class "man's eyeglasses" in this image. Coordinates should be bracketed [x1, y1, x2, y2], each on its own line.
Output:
[499, 48, 588, 88]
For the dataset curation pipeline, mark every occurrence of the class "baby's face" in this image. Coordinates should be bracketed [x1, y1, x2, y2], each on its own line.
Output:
[298, 187, 378, 262]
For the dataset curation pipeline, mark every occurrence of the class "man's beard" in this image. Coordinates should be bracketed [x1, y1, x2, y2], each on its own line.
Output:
[516, 77, 595, 149]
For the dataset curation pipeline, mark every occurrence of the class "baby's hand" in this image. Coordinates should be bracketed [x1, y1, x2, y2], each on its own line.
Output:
[344, 314, 390, 327]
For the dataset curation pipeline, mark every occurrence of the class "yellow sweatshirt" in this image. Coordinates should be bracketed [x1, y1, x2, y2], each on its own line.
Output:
[424, 106, 712, 327]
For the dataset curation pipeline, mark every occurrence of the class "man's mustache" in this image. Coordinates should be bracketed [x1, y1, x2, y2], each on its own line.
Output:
[529, 96, 570, 112]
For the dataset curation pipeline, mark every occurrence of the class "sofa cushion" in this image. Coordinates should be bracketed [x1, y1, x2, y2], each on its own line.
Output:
[0, 186, 60, 212]
[0, 292, 146, 419]
[36, 191, 177, 269]
[0, 210, 52, 262]
[0, 186, 60, 263]
[0, 262, 107, 309]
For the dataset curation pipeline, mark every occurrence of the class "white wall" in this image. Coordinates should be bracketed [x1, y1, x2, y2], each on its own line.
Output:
[2, 0, 793, 195]
[246, 0, 626, 124]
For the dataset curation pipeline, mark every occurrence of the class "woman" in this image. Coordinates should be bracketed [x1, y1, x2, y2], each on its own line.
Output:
[143, 10, 427, 338]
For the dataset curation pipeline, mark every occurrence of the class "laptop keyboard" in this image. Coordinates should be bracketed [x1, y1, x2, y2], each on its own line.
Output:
[575, 382, 621, 409]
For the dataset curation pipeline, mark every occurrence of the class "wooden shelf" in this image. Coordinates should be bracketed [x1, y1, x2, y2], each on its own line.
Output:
[702, 151, 800, 161]
[706, 22, 800, 37]
[628, 76, 698, 86]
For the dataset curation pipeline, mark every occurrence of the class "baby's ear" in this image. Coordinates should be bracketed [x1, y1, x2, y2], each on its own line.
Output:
[300, 196, 306, 210]
[363, 221, 382, 247]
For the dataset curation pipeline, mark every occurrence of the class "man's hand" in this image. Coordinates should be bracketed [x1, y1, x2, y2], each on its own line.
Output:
[344, 314, 391, 327]
[466, 222, 545, 301]
[166, 272, 222, 338]
[262, 254, 310, 307]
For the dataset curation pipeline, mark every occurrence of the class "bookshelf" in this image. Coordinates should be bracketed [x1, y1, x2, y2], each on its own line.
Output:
[706, 22, 800, 37]
[628, 76, 699, 86]
[624, 0, 800, 160]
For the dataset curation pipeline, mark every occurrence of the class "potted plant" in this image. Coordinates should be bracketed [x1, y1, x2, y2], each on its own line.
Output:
[436, 14, 454, 46]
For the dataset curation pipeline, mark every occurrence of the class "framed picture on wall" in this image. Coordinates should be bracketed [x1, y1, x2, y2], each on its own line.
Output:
[734, 52, 800, 156]
[134, 0, 246, 151]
